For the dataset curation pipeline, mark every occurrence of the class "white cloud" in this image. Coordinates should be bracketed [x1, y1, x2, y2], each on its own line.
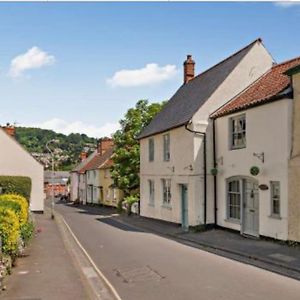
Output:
[24, 118, 120, 138]
[107, 63, 178, 87]
[9, 46, 55, 78]
[275, 1, 300, 7]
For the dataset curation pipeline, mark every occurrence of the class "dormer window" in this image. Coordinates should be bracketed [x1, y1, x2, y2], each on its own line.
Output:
[230, 114, 246, 149]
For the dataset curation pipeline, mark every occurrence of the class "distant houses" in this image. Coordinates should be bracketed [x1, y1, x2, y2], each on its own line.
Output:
[0, 124, 44, 212]
[70, 138, 123, 207]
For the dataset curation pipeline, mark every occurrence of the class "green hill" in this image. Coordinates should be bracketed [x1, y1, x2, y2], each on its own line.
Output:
[15, 127, 97, 171]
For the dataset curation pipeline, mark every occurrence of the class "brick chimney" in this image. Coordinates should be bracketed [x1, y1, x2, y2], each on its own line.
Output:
[2, 123, 15, 138]
[80, 152, 88, 162]
[183, 55, 195, 84]
[97, 137, 114, 155]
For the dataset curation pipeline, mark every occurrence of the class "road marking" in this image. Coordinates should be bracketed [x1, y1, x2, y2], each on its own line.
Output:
[61, 216, 122, 300]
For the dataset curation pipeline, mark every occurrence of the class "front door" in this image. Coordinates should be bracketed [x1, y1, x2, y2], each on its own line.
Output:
[181, 184, 188, 231]
[242, 179, 259, 237]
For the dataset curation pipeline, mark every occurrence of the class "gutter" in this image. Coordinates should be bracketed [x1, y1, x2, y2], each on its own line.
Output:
[184, 122, 207, 225]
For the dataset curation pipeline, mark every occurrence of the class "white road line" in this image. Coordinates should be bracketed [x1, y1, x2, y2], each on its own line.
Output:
[61, 216, 122, 300]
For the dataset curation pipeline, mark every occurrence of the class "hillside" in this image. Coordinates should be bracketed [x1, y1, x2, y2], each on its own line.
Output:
[15, 127, 97, 171]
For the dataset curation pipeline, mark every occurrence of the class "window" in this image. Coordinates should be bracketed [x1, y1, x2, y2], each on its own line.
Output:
[271, 181, 280, 217]
[163, 134, 170, 161]
[148, 180, 155, 205]
[162, 179, 171, 205]
[227, 179, 241, 220]
[104, 169, 110, 178]
[230, 115, 246, 149]
[149, 138, 154, 162]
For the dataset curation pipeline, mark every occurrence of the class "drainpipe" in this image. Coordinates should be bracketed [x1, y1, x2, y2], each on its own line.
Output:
[184, 122, 207, 225]
[212, 119, 218, 227]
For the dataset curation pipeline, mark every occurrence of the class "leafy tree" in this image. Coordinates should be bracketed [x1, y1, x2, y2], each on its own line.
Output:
[111, 99, 165, 196]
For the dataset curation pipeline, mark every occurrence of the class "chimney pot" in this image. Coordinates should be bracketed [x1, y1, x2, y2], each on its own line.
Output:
[2, 124, 15, 138]
[97, 137, 114, 155]
[183, 54, 195, 84]
[80, 152, 88, 162]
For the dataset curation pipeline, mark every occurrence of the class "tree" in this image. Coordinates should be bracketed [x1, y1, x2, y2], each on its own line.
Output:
[111, 99, 165, 196]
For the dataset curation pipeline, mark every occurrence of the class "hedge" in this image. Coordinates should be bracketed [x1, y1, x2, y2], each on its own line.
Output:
[0, 176, 31, 201]
[0, 194, 28, 225]
[0, 207, 20, 255]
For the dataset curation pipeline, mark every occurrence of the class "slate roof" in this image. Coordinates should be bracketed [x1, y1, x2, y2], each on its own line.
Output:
[211, 57, 300, 118]
[80, 147, 114, 173]
[137, 39, 262, 139]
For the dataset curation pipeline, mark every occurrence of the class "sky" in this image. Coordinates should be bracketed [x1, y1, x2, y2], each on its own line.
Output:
[0, 1, 300, 138]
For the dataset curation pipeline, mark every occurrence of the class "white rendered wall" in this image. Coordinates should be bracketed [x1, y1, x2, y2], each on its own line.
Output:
[0, 129, 44, 211]
[215, 99, 292, 240]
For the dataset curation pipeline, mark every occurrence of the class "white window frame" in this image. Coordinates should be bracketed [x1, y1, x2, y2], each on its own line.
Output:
[230, 114, 246, 150]
[227, 178, 242, 221]
[149, 138, 154, 162]
[148, 179, 155, 206]
[163, 134, 170, 161]
[162, 178, 171, 206]
[270, 181, 280, 218]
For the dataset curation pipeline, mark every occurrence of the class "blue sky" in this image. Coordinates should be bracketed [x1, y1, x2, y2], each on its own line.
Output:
[0, 2, 300, 137]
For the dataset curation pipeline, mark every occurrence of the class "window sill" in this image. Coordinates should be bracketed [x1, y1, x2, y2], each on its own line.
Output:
[224, 218, 240, 224]
[161, 204, 172, 210]
[230, 146, 246, 151]
[269, 214, 282, 220]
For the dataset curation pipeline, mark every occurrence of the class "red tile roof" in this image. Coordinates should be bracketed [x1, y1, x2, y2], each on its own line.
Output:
[211, 57, 300, 118]
[79, 147, 114, 173]
[100, 158, 114, 169]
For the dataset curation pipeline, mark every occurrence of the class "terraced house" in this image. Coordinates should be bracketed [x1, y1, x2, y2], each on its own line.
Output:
[139, 38, 300, 242]
[211, 57, 300, 241]
[138, 39, 274, 229]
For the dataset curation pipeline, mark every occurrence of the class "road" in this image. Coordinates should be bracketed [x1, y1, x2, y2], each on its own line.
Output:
[55, 201, 300, 300]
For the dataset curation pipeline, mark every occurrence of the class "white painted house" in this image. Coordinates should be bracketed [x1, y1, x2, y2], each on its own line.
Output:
[0, 125, 44, 212]
[212, 57, 300, 241]
[138, 39, 274, 228]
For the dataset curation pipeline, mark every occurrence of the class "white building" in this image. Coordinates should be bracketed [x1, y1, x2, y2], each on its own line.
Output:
[138, 39, 274, 228]
[0, 126, 44, 212]
[212, 57, 300, 241]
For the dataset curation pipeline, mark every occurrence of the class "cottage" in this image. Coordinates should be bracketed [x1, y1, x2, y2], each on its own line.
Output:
[0, 125, 44, 212]
[138, 39, 274, 228]
[211, 57, 300, 241]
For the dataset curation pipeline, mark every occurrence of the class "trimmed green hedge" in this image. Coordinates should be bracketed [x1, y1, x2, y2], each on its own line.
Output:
[0, 176, 31, 201]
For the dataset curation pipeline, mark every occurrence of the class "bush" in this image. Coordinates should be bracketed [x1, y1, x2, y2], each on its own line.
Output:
[0, 176, 31, 201]
[117, 199, 124, 213]
[124, 195, 139, 215]
[20, 221, 35, 245]
[0, 207, 20, 256]
[0, 194, 28, 225]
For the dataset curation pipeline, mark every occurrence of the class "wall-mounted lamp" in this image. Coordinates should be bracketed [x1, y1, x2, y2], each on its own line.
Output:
[184, 164, 193, 171]
[253, 152, 264, 163]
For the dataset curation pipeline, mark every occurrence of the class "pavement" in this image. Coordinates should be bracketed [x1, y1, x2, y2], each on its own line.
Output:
[1, 208, 90, 300]
[55, 201, 300, 300]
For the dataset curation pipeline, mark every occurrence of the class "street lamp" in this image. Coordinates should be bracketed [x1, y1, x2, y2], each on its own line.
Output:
[46, 139, 59, 219]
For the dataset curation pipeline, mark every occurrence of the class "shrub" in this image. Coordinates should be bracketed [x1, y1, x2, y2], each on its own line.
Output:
[124, 195, 139, 215]
[0, 207, 20, 256]
[20, 221, 35, 245]
[0, 176, 31, 201]
[117, 199, 124, 213]
[0, 194, 28, 225]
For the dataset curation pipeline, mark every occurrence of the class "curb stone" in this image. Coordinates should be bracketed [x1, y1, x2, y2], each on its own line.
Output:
[54, 211, 122, 300]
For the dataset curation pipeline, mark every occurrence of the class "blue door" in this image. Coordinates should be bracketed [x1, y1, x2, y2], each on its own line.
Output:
[181, 184, 188, 230]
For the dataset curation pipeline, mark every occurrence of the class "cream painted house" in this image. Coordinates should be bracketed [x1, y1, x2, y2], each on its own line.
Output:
[211, 57, 300, 241]
[0, 125, 44, 212]
[99, 158, 123, 207]
[138, 39, 274, 229]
